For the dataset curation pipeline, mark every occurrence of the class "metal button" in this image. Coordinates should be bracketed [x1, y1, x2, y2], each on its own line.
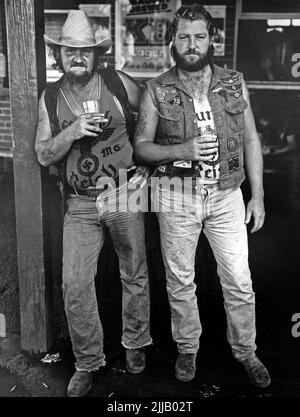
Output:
[234, 92, 240, 97]
[188, 98, 193, 103]
[229, 79, 234, 83]
[232, 85, 237, 90]
[193, 119, 197, 123]
[195, 165, 199, 169]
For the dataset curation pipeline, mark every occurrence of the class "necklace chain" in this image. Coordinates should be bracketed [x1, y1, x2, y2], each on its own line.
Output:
[67, 74, 96, 114]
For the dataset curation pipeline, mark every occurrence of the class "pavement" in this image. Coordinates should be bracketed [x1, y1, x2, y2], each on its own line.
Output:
[0, 336, 70, 397]
[0, 366, 28, 397]
[1, 331, 300, 398]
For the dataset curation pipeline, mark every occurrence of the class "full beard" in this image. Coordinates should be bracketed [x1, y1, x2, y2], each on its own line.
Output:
[66, 70, 93, 87]
[172, 45, 213, 72]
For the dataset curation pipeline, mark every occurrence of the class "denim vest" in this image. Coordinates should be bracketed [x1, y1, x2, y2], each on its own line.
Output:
[146, 64, 248, 190]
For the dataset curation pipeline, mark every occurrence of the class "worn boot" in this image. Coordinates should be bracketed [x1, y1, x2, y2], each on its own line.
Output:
[67, 370, 93, 397]
[241, 355, 271, 388]
[126, 348, 146, 374]
[175, 353, 196, 382]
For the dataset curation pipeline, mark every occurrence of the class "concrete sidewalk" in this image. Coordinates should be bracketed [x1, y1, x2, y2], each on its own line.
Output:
[0, 366, 28, 397]
[2, 333, 300, 398]
[0, 336, 71, 397]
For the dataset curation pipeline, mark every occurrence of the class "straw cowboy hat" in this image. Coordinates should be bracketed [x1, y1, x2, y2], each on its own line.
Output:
[44, 9, 112, 52]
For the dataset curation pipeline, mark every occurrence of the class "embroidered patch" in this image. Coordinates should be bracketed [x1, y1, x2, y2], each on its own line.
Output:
[228, 155, 240, 173]
[227, 137, 239, 152]
[156, 87, 167, 102]
[168, 96, 183, 106]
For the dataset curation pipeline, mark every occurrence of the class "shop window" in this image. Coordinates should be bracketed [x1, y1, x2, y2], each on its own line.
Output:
[115, 0, 182, 78]
[115, 0, 227, 78]
[237, 19, 300, 82]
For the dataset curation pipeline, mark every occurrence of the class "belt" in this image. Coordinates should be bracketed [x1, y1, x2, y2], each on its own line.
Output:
[157, 162, 200, 177]
[66, 170, 136, 200]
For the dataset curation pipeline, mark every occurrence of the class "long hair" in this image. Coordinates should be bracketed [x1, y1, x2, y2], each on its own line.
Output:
[170, 4, 214, 39]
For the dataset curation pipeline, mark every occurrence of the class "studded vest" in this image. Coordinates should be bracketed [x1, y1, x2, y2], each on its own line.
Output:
[146, 64, 248, 190]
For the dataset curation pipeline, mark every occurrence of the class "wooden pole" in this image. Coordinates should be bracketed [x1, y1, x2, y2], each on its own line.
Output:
[4, 0, 52, 352]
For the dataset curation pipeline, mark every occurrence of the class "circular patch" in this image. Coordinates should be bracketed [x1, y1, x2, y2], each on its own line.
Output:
[227, 137, 238, 152]
[77, 154, 99, 177]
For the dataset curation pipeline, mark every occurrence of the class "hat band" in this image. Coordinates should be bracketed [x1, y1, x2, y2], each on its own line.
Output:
[59, 36, 96, 46]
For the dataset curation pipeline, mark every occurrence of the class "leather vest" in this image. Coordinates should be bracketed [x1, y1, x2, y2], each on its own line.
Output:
[146, 64, 248, 190]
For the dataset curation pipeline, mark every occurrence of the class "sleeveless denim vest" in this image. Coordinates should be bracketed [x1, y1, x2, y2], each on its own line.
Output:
[146, 64, 248, 190]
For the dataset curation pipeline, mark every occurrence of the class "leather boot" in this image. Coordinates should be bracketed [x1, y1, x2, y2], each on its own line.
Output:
[126, 348, 146, 374]
[67, 370, 93, 397]
[241, 355, 271, 388]
[175, 353, 196, 382]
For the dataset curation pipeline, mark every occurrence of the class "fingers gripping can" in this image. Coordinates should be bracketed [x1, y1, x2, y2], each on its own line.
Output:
[198, 126, 218, 161]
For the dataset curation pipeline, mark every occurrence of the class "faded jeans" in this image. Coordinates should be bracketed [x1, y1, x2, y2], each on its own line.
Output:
[154, 182, 256, 361]
[62, 187, 152, 372]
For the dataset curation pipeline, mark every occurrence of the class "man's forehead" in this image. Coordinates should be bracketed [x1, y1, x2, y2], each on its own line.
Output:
[176, 18, 209, 34]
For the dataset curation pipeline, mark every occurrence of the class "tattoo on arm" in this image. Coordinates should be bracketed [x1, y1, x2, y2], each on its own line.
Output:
[135, 108, 148, 138]
[40, 141, 55, 162]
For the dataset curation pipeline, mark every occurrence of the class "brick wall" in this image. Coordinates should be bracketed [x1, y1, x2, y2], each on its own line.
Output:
[0, 0, 8, 85]
[0, 94, 12, 156]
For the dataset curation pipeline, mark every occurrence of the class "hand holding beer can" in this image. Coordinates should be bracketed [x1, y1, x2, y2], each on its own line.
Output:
[198, 126, 218, 161]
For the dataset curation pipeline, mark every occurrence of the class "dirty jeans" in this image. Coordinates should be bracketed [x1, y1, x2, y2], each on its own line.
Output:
[154, 182, 256, 361]
[62, 189, 152, 372]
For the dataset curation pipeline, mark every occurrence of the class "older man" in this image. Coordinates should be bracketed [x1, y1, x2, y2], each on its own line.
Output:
[134, 4, 270, 388]
[35, 10, 152, 397]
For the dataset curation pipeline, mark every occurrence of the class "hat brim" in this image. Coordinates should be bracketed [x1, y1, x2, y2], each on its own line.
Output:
[44, 34, 112, 53]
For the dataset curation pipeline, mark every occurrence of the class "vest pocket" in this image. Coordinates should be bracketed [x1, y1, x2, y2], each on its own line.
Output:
[225, 98, 247, 114]
[157, 103, 183, 121]
[224, 99, 247, 132]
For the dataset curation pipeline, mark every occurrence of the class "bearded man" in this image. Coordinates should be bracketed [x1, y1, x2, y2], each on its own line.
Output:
[35, 10, 152, 397]
[134, 4, 271, 388]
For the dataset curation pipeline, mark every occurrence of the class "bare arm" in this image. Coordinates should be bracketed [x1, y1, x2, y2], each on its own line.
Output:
[35, 90, 102, 167]
[134, 88, 218, 165]
[242, 80, 265, 233]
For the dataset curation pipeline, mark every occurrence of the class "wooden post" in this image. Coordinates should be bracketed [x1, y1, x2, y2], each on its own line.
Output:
[4, 0, 52, 352]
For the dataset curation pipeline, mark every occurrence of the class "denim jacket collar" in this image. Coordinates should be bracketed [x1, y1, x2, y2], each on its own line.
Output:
[155, 64, 223, 95]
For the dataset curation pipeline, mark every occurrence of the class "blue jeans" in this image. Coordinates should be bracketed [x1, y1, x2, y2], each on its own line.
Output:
[154, 182, 256, 361]
[62, 192, 152, 372]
